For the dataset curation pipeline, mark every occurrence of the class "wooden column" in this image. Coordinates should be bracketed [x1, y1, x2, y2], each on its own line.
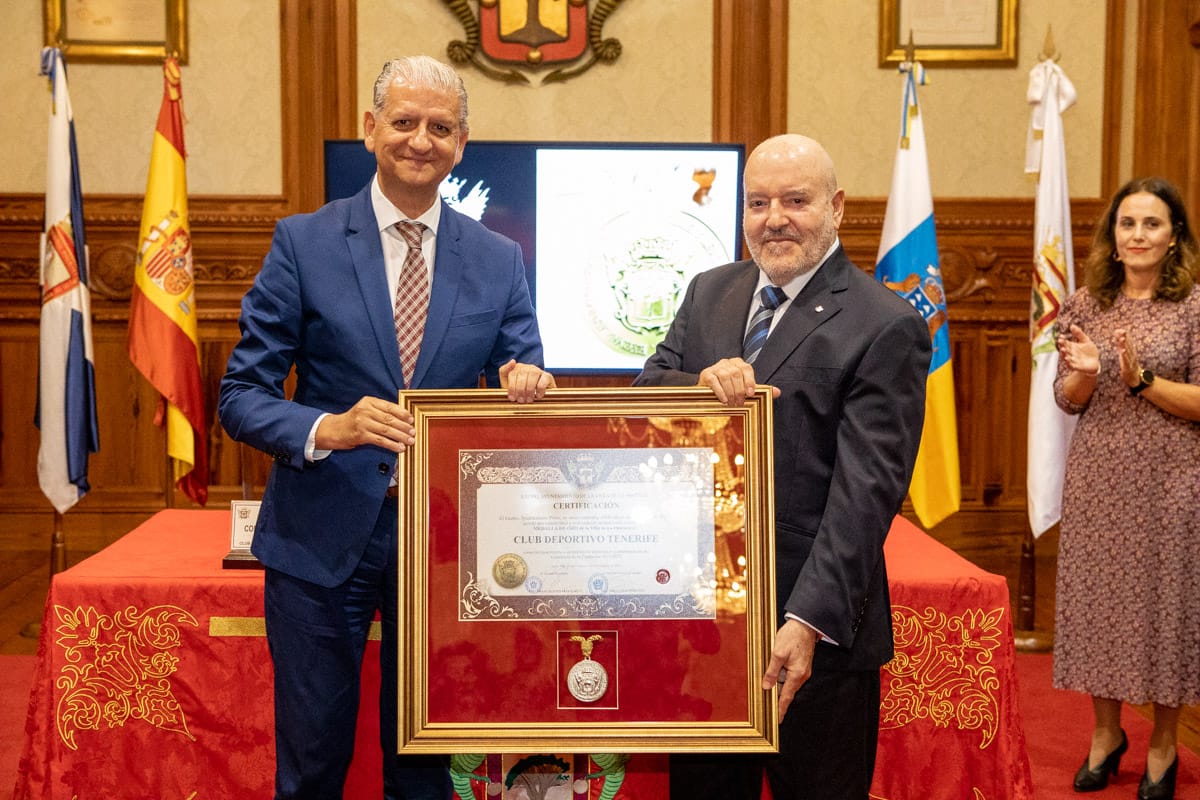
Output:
[279, 0, 359, 215]
[712, 0, 789, 153]
[1100, 0, 1127, 199]
[1132, 1, 1200, 215]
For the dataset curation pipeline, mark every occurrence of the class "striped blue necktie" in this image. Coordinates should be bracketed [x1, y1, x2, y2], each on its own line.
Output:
[742, 285, 788, 364]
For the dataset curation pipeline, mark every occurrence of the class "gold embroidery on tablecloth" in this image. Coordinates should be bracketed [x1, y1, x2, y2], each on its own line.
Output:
[880, 604, 1004, 749]
[53, 604, 199, 750]
[870, 789, 987, 800]
[873, 786, 984, 800]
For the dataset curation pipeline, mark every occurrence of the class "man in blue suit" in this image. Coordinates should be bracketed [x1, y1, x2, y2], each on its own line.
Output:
[219, 56, 553, 799]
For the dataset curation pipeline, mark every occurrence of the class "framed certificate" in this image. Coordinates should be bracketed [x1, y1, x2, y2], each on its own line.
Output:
[44, 0, 189, 64]
[878, 0, 1018, 68]
[397, 386, 777, 753]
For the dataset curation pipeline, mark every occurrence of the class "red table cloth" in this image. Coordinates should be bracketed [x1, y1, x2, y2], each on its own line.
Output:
[14, 510, 1031, 799]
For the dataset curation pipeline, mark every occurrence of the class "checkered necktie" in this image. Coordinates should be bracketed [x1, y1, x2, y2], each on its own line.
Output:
[742, 285, 788, 365]
[394, 221, 429, 388]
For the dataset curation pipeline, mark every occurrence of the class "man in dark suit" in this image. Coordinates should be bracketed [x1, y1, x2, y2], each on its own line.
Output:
[218, 56, 553, 799]
[635, 134, 931, 799]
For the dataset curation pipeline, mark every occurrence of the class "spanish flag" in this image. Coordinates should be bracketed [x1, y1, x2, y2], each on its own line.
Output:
[875, 61, 960, 529]
[128, 58, 207, 506]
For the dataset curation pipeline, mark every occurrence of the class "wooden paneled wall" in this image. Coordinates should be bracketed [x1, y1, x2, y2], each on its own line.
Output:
[0, 189, 1103, 553]
[1, 0, 1194, 566]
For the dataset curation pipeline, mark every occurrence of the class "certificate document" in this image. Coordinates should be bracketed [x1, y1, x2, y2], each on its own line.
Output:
[459, 447, 716, 620]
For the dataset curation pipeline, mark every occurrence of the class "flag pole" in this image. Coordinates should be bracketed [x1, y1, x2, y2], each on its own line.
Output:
[1015, 25, 1070, 653]
[166, 442, 177, 508]
[32, 46, 99, 640]
[20, 509, 68, 640]
[51, 509, 67, 574]
[1013, 526, 1052, 651]
[130, 57, 209, 508]
[876, 38, 962, 530]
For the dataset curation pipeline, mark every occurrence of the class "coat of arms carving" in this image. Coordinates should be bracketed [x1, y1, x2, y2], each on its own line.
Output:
[441, 0, 627, 84]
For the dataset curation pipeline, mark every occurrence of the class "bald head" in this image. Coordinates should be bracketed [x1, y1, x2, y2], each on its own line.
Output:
[742, 134, 844, 284]
[745, 135, 839, 197]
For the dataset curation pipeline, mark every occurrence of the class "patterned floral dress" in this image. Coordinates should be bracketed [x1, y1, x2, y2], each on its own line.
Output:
[1052, 287, 1200, 706]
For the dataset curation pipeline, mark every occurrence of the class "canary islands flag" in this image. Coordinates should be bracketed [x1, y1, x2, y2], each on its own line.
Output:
[875, 62, 960, 529]
[36, 48, 100, 514]
[128, 58, 208, 506]
[1025, 58, 1077, 537]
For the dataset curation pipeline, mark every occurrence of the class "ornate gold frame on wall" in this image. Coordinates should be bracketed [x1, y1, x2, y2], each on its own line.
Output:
[44, 0, 188, 64]
[879, 0, 1018, 68]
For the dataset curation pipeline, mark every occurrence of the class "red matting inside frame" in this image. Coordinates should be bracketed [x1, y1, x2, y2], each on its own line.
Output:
[423, 416, 751, 726]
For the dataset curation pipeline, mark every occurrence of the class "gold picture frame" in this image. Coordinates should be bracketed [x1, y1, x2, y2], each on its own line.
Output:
[879, 0, 1017, 68]
[44, 0, 188, 64]
[397, 386, 778, 753]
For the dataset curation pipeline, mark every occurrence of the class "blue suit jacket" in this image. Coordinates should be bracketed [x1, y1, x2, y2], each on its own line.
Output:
[218, 181, 543, 587]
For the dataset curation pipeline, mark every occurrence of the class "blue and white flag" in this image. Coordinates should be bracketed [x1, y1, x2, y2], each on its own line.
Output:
[1025, 58, 1077, 537]
[875, 62, 960, 529]
[36, 47, 99, 514]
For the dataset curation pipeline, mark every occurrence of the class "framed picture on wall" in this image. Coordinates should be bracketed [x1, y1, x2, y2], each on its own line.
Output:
[878, 0, 1018, 67]
[44, 0, 188, 64]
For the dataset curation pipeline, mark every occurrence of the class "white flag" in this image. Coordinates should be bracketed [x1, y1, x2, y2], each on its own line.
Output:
[37, 48, 99, 514]
[1025, 59, 1077, 537]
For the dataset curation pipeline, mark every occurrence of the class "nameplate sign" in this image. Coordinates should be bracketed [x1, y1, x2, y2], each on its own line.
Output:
[223, 500, 263, 570]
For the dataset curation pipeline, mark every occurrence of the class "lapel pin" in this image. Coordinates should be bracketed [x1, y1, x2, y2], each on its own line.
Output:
[815, 305, 824, 313]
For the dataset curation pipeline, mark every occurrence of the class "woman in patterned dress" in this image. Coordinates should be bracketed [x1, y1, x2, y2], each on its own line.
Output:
[1054, 177, 1200, 800]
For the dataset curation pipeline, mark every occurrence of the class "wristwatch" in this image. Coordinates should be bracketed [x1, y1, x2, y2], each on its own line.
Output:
[1130, 367, 1155, 396]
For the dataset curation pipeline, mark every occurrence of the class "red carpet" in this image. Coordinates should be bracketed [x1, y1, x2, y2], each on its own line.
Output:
[1018, 652, 1200, 799]
[3, 652, 1197, 798]
[2, 656, 36, 800]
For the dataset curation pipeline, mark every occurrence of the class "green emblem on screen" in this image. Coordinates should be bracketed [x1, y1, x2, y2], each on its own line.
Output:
[589, 236, 685, 359]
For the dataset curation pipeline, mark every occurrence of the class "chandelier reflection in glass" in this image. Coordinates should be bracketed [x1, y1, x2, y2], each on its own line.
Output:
[607, 415, 749, 616]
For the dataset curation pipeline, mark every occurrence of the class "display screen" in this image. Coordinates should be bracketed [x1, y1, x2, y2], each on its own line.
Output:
[324, 140, 745, 373]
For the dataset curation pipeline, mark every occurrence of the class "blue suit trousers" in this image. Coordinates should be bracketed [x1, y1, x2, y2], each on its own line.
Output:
[264, 501, 450, 799]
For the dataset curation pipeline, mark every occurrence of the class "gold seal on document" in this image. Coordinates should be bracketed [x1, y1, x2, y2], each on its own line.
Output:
[567, 634, 609, 703]
[492, 553, 528, 589]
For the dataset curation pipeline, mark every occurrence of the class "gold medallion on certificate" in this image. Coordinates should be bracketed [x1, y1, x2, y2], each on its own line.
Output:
[491, 553, 528, 589]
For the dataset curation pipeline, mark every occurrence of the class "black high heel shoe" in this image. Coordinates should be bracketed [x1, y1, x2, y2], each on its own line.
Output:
[1137, 755, 1178, 800]
[1072, 729, 1128, 792]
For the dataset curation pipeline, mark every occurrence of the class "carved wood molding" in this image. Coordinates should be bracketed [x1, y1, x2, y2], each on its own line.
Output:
[0, 194, 1106, 326]
[840, 197, 1105, 323]
[0, 194, 283, 317]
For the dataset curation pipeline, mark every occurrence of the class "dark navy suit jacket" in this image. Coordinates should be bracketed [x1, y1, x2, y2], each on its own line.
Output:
[219, 180, 543, 588]
[635, 247, 930, 671]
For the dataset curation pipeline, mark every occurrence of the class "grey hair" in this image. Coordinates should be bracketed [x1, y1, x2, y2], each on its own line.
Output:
[372, 56, 469, 136]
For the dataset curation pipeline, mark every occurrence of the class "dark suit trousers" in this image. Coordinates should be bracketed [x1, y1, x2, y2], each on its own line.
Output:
[669, 667, 880, 800]
[264, 500, 450, 800]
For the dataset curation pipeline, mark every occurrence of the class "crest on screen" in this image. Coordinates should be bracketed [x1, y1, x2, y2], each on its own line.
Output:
[441, 0, 628, 85]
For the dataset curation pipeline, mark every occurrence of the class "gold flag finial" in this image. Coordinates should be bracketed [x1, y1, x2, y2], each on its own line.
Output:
[1040, 25, 1060, 62]
[904, 30, 916, 64]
